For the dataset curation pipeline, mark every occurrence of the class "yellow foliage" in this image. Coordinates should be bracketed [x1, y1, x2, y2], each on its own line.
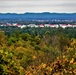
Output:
[70, 58, 74, 64]
[63, 55, 65, 58]
[49, 67, 52, 72]
[41, 63, 46, 68]
[16, 46, 26, 51]
[0, 50, 3, 53]
[4, 51, 8, 55]
[32, 55, 36, 59]
[71, 39, 76, 47]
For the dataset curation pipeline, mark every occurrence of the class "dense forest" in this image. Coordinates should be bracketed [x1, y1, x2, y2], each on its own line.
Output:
[0, 27, 76, 75]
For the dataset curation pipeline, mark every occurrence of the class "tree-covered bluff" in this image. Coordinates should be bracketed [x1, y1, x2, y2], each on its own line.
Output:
[0, 27, 76, 75]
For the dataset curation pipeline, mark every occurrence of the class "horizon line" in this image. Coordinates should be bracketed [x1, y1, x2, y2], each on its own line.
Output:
[0, 12, 76, 14]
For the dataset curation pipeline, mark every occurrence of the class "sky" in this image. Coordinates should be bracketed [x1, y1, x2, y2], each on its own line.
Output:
[0, 0, 76, 13]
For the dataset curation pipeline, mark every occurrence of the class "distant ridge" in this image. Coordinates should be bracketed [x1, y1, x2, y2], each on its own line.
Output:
[0, 12, 76, 21]
[0, 12, 76, 14]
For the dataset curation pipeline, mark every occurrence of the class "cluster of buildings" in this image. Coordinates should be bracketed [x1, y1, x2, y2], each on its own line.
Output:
[0, 23, 76, 29]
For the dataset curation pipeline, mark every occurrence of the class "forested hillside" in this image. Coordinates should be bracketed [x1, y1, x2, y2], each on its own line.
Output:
[0, 13, 76, 20]
[0, 27, 76, 75]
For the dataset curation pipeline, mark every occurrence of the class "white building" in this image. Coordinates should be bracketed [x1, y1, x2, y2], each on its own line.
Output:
[44, 24, 50, 27]
[20, 25, 26, 28]
[67, 24, 73, 28]
[73, 25, 76, 28]
[39, 24, 44, 27]
[49, 24, 59, 28]
[12, 23, 17, 26]
[60, 24, 68, 28]
[27, 24, 38, 28]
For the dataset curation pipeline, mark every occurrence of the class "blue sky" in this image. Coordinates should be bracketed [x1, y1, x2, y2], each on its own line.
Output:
[0, 0, 76, 13]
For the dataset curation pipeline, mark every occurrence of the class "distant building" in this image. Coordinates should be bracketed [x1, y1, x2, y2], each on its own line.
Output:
[60, 24, 68, 28]
[39, 24, 44, 27]
[20, 25, 26, 28]
[49, 24, 59, 28]
[16, 24, 21, 28]
[67, 24, 73, 27]
[73, 25, 76, 28]
[27, 24, 38, 28]
[44, 24, 50, 27]
[12, 23, 17, 26]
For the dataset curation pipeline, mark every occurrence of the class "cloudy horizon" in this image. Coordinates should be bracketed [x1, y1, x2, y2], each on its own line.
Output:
[0, 0, 76, 13]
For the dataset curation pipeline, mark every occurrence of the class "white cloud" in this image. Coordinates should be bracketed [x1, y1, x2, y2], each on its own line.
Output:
[0, 0, 76, 13]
